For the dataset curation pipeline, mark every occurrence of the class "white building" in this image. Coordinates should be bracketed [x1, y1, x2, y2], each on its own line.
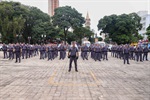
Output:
[137, 11, 150, 40]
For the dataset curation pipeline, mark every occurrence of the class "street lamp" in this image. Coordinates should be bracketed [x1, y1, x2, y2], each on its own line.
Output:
[41, 34, 46, 43]
[28, 36, 31, 44]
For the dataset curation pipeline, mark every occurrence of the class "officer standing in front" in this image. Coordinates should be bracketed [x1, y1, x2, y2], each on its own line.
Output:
[68, 41, 79, 72]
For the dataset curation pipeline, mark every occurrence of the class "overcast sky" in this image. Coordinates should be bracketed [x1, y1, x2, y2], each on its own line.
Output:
[6, 0, 150, 33]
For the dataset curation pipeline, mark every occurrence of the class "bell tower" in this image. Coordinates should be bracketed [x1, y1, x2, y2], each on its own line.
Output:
[85, 12, 91, 29]
[48, 0, 59, 16]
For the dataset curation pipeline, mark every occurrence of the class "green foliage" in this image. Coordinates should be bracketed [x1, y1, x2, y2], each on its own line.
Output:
[146, 25, 150, 41]
[73, 27, 94, 44]
[32, 22, 56, 43]
[67, 31, 76, 44]
[97, 13, 142, 44]
[0, 1, 52, 43]
[0, 1, 25, 43]
[98, 37, 103, 41]
[104, 37, 110, 43]
[52, 6, 85, 44]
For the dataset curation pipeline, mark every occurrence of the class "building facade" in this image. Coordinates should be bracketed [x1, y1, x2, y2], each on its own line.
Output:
[48, 0, 59, 16]
[85, 12, 91, 29]
[137, 11, 150, 40]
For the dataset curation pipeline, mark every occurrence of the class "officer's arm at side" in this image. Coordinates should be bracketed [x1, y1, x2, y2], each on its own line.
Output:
[68, 49, 71, 56]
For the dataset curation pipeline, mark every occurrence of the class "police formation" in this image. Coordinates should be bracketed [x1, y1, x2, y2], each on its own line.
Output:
[111, 44, 149, 64]
[2, 43, 39, 63]
[1, 42, 149, 70]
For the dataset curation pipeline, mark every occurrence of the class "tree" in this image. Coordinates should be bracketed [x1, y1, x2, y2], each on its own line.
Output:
[0, 1, 51, 43]
[0, 1, 25, 43]
[97, 13, 142, 44]
[73, 27, 94, 44]
[22, 6, 51, 43]
[146, 25, 150, 41]
[52, 6, 85, 44]
[98, 37, 103, 41]
[32, 21, 58, 43]
[104, 37, 110, 43]
[67, 31, 76, 44]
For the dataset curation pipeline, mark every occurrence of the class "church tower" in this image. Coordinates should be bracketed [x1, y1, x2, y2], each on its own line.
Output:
[48, 0, 59, 16]
[85, 12, 91, 29]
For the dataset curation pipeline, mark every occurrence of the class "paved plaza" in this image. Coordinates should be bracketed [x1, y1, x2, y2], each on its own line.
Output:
[0, 51, 150, 100]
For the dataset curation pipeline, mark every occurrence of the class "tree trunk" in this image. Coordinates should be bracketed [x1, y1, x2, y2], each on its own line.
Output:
[64, 28, 68, 45]
[64, 32, 67, 45]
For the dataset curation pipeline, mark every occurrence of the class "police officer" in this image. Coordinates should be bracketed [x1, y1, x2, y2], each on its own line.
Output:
[136, 45, 143, 62]
[81, 44, 89, 60]
[47, 45, 53, 61]
[119, 45, 123, 59]
[68, 41, 79, 72]
[8, 44, 13, 60]
[134, 46, 137, 61]
[26, 44, 30, 59]
[12, 43, 15, 59]
[143, 46, 149, 61]
[123, 45, 130, 64]
[14, 43, 22, 63]
[95, 44, 101, 61]
[35, 44, 39, 56]
[129, 46, 135, 60]
[102, 45, 108, 60]
[138, 46, 143, 62]
[59, 42, 66, 60]
[2, 43, 8, 59]
[22, 43, 27, 59]
[43, 44, 47, 59]
[39, 44, 44, 59]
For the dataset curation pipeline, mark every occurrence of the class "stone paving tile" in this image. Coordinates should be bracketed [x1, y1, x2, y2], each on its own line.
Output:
[0, 52, 150, 100]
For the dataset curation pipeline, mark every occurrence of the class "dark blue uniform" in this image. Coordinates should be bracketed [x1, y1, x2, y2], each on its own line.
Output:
[68, 46, 78, 72]
[2, 44, 8, 59]
[129, 46, 134, 60]
[123, 46, 130, 64]
[102, 46, 108, 60]
[81, 45, 89, 60]
[22, 44, 27, 59]
[40, 45, 45, 59]
[14, 45, 21, 63]
[143, 47, 149, 61]
[8, 45, 13, 60]
[47, 46, 53, 60]
[59, 44, 66, 60]
[95, 45, 101, 61]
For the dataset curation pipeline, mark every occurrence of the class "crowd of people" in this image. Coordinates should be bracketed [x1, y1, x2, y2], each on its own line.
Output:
[1, 42, 149, 65]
